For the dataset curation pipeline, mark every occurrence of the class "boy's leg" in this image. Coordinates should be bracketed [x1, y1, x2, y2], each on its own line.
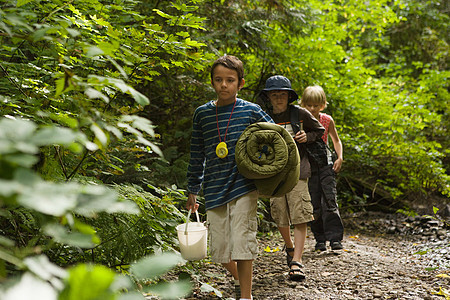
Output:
[230, 190, 258, 299]
[208, 194, 257, 299]
[222, 261, 238, 280]
[319, 165, 344, 242]
[292, 222, 307, 263]
[287, 179, 312, 271]
[207, 204, 240, 284]
[278, 226, 294, 248]
[270, 195, 294, 264]
[308, 172, 326, 242]
[284, 180, 313, 280]
[222, 260, 252, 299]
[236, 260, 253, 299]
[278, 226, 294, 265]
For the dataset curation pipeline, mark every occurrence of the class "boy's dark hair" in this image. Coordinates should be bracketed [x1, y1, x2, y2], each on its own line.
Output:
[210, 55, 244, 83]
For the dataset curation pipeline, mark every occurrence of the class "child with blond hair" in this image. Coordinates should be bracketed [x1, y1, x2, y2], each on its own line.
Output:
[301, 85, 344, 251]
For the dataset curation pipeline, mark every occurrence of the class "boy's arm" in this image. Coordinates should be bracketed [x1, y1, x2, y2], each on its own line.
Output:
[186, 111, 206, 198]
[186, 193, 199, 212]
[302, 109, 325, 143]
[255, 106, 274, 124]
[328, 118, 343, 172]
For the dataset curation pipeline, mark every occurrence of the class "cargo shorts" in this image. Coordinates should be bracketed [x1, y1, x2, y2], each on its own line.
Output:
[270, 179, 314, 227]
[207, 190, 258, 263]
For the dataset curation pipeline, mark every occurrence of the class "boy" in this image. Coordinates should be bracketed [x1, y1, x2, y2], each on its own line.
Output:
[259, 75, 324, 280]
[186, 55, 273, 300]
[301, 85, 344, 251]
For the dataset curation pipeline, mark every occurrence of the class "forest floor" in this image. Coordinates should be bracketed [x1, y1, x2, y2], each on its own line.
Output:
[156, 211, 450, 300]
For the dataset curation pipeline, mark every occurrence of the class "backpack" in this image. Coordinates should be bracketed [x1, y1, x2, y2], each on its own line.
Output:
[289, 105, 331, 168]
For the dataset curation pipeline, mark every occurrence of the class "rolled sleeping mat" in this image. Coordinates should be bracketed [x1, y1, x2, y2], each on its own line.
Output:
[235, 122, 300, 197]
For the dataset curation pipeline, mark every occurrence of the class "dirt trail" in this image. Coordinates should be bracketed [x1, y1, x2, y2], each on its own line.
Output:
[185, 226, 449, 300]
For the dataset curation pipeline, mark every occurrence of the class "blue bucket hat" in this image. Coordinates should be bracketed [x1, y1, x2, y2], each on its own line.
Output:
[261, 75, 299, 103]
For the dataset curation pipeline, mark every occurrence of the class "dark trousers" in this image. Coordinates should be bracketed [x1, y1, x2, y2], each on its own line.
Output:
[308, 164, 344, 242]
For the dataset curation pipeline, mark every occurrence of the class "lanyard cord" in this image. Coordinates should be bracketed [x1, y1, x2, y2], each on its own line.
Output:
[216, 100, 236, 143]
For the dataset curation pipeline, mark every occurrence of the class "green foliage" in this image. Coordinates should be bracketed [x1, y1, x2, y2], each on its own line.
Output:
[0, 0, 449, 297]
[0, 252, 190, 300]
[0, 115, 191, 299]
[0, 117, 177, 298]
[0, 0, 209, 298]
[71, 184, 187, 269]
[396, 208, 418, 218]
[182, 0, 449, 205]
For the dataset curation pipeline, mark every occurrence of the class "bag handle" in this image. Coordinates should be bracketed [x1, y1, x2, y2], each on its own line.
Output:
[184, 209, 201, 235]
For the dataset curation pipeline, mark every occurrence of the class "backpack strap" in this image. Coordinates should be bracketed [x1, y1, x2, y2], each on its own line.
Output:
[289, 105, 330, 168]
[289, 105, 301, 134]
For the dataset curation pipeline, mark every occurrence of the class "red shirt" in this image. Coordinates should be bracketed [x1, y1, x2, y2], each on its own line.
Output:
[319, 113, 332, 144]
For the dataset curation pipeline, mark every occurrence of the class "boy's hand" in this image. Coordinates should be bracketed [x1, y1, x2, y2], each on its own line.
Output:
[333, 158, 343, 173]
[294, 131, 307, 144]
[186, 193, 199, 212]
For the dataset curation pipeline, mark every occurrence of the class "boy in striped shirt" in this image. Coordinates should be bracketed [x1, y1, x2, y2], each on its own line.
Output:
[186, 55, 273, 300]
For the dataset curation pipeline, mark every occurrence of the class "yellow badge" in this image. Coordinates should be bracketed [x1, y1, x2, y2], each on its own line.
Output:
[216, 142, 228, 158]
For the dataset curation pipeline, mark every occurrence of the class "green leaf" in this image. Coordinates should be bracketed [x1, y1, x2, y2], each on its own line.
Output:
[3, 154, 39, 167]
[75, 185, 135, 215]
[153, 9, 172, 19]
[24, 255, 66, 281]
[85, 88, 109, 103]
[16, 0, 34, 7]
[30, 127, 78, 146]
[129, 88, 150, 106]
[200, 282, 223, 297]
[91, 123, 108, 147]
[18, 182, 78, 216]
[0, 118, 36, 144]
[44, 224, 97, 248]
[147, 280, 192, 299]
[55, 77, 65, 97]
[86, 46, 104, 57]
[60, 264, 116, 300]
[0, 22, 12, 37]
[66, 28, 80, 37]
[118, 292, 146, 300]
[432, 206, 439, 214]
[130, 252, 184, 280]
[1, 273, 57, 299]
[50, 113, 79, 129]
[120, 115, 154, 136]
[0, 236, 15, 247]
[0, 248, 24, 267]
[136, 136, 163, 157]
[107, 56, 128, 79]
[87, 75, 149, 106]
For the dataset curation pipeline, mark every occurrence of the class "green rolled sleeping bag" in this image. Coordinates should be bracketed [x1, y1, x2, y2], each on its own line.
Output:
[235, 122, 300, 197]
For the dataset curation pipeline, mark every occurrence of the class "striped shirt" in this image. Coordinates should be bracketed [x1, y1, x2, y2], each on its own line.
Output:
[187, 98, 273, 210]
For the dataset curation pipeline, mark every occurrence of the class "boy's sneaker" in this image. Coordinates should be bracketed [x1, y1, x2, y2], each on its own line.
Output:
[314, 242, 327, 251]
[330, 241, 343, 250]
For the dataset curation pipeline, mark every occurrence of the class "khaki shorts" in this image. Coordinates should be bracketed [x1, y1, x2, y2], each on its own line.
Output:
[270, 179, 314, 227]
[207, 190, 258, 263]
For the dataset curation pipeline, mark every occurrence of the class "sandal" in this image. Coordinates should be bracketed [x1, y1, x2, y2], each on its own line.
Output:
[288, 261, 305, 281]
[283, 245, 295, 266]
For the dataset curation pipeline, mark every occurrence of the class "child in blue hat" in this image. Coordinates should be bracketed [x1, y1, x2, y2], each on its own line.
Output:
[259, 75, 325, 281]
